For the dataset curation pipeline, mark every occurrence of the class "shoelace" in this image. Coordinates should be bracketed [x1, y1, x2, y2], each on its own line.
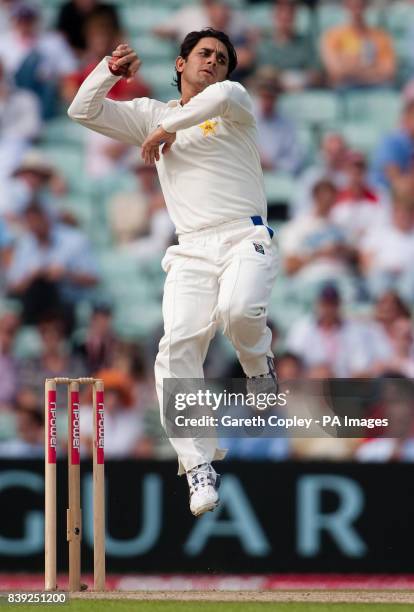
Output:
[188, 464, 215, 493]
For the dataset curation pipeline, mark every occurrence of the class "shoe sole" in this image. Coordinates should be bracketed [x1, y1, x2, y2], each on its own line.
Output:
[192, 499, 219, 517]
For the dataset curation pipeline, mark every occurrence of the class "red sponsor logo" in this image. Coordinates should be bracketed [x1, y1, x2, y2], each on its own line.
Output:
[70, 391, 80, 465]
[96, 390, 104, 464]
[48, 390, 57, 464]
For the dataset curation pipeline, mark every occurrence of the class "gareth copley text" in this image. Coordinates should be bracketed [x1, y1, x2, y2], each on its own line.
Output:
[175, 414, 389, 430]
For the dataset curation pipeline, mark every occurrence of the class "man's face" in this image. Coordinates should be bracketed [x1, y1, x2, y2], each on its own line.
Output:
[317, 298, 340, 323]
[258, 89, 277, 115]
[274, 2, 296, 33]
[177, 37, 229, 94]
[322, 134, 347, 166]
[345, 0, 366, 21]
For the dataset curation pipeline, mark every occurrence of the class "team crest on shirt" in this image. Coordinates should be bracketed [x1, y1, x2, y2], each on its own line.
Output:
[253, 242, 265, 255]
[198, 120, 218, 136]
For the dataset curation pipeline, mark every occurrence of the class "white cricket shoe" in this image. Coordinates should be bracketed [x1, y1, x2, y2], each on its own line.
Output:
[186, 463, 220, 517]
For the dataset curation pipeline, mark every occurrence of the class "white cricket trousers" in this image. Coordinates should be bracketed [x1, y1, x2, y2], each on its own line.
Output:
[155, 216, 278, 474]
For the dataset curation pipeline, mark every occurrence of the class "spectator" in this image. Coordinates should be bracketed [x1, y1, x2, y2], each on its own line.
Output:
[383, 317, 414, 378]
[280, 179, 350, 286]
[56, 0, 120, 55]
[0, 304, 20, 410]
[80, 368, 152, 458]
[277, 351, 305, 381]
[285, 284, 386, 377]
[18, 314, 86, 397]
[6, 201, 99, 328]
[356, 378, 414, 461]
[373, 290, 411, 344]
[0, 404, 44, 458]
[0, 59, 41, 178]
[62, 12, 151, 180]
[108, 159, 165, 245]
[0, 3, 77, 118]
[370, 100, 414, 192]
[321, 0, 395, 89]
[63, 9, 151, 104]
[249, 66, 303, 174]
[73, 302, 118, 372]
[294, 132, 349, 216]
[121, 199, 174, 261]
[359, 178, 414, 302]
[257, 0, 322, 91]
[331, 150, 387, 245]
[154, 0, 255, 80]
[0, 150, 67, 222]
[154, 0, 251, 45]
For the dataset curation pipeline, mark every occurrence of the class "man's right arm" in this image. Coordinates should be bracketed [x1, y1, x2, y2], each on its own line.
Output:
[68, 54, 154, 146]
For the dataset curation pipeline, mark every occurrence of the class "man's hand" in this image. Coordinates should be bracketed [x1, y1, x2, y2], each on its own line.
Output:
[141, 126, 176, 164]
[108, 44, 141, 82]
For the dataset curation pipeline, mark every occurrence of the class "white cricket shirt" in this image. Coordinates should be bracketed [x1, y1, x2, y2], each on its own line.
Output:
[67, 58, 267, 234]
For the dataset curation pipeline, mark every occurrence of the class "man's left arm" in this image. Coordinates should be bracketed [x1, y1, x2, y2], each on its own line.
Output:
[141, 81, 254, 163]
[163, 80, 254, 131]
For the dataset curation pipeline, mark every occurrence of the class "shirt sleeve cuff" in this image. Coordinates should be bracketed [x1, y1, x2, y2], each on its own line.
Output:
[160, 117, 178, 133]
[103, 56, 123, 81]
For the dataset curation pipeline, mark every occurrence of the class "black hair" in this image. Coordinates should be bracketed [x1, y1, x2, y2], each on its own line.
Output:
[174, 28, 238, 93]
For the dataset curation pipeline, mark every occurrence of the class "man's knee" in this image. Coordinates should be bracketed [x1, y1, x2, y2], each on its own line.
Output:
[218, 297, 266, 335]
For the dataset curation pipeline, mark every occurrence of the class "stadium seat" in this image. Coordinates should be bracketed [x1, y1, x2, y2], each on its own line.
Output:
[13, 327, 42, 360]
[245, 3, 271, 29]
[0, 412, 16, 442]
[114, 299, 162, 340]
[264, 172, 295, 206]
[40, 144, 87, 193]
[42, 117, 84, 147]
[132, 34, 176, 62]
[316, 3, 346, 32]
[140, 63, 178, 101]
[343, 91, 401, 130]
[120, 5, 173, 34]
[338, 122, 383, 156]
[279, 90, 340, 127]
[385, 1, 414, 37]
[297, 126, 317, 164]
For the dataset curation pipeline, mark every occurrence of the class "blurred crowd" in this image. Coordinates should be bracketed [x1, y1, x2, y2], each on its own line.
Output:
[0, 0, 414, 462]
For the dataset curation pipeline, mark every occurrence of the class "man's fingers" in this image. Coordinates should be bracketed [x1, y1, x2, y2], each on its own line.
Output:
[162, 142, 172, 155]
[127, 59, 142, 78]
[114, 52, 138, 67]
[112, 44, 131, 56]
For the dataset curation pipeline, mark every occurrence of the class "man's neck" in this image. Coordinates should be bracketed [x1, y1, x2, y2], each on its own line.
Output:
[181, 85, 201, 105]
[274, 28, 292, 43]
[350, 19, 367, 32]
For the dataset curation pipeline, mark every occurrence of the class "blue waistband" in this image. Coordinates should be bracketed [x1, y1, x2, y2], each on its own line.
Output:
[251, 215, 274, 239]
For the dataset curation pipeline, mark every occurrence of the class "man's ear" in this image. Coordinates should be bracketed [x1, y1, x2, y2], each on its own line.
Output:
[175, 56, 185, 74]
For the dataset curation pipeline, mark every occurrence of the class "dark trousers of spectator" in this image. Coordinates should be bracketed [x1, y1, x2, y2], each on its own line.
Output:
[10, 278, 75, 333]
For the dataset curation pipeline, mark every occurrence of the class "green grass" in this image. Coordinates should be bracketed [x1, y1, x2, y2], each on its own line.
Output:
[1, 601, 414, 612]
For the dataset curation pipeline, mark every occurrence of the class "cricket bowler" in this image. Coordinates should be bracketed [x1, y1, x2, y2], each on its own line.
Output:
[68, 28, 278, 516]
